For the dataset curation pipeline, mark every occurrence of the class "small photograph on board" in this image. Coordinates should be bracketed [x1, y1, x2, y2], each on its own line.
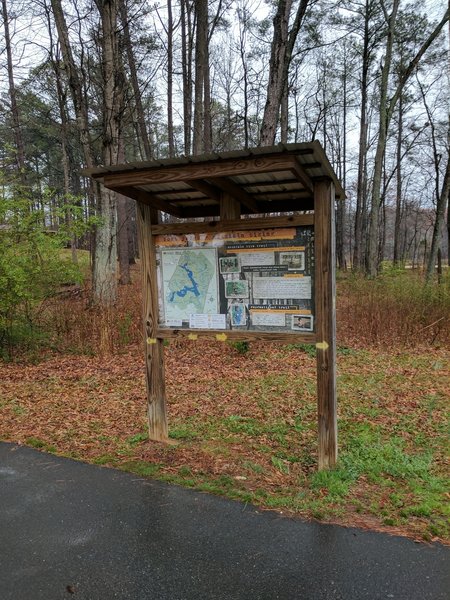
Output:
[279, 251, 305, 270]
[219, 256, 240, 274]
[230, 303, 247, 327]
[225, 279, 249, 298]
[291, 314, 313, 332]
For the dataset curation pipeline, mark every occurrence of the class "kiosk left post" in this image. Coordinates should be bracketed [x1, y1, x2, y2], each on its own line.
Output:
[136, 202, 168, 441]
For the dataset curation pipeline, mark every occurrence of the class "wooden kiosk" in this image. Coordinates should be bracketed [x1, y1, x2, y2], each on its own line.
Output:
[87, 142, 344, 470]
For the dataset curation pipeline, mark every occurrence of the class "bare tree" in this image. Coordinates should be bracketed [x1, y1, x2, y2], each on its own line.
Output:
[120, 0, 154, 160]
[193, 0, 209, 154]
[259, 0, 310, 146]
[1, 0, 26, 179]
[367, 4, 449, 277]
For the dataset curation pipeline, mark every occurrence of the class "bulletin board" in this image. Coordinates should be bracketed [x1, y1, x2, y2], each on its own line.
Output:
[155, 226, 315, 334]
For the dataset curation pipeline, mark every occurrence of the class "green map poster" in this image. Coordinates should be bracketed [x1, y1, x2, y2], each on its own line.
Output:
[161, 248, 219, 324]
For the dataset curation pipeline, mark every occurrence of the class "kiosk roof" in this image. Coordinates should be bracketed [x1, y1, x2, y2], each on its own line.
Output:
[84, 141, 345, 218]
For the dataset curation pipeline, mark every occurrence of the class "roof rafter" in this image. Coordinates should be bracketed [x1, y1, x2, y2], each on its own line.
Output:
[209, 176, 259, 213]
[110, 186, 183, 217]
[188, 179, 222, 201]
[290, 158, 314, 194]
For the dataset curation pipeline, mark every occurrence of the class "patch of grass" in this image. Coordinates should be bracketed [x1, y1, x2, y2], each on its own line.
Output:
[310, 468, 353, 500]
[222, 415, 290, 441]
[126, 431, 149, 445]
[271, 456, 290, 474]
[340, 427, 433, 482]
[242, 460, 265, 474]
[93, 454, 117, 465]
[284, 343, 316, 357]
[229, 340, 250, 354]
[11, 403, 27, 416]
[178, 466, 192, 477]
[337, 346, 358, 356]
[117, 313, 133, 346]
[169, 425, 199, 440]
[119, 460, 162, 477]
[25, 437, 57, 453]
[222, 415, 263, 435]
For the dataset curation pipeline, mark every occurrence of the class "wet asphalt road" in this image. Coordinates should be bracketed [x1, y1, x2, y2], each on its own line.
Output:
[0, 442, 448, 600]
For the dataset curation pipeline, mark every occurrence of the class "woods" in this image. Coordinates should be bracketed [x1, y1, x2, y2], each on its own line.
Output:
[0, 0, 449, 326]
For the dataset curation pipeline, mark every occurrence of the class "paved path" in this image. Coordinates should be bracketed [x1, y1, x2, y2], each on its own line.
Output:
[0, 442, 448, 600]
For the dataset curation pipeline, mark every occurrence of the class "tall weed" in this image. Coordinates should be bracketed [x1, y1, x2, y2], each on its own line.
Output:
[337, 269, 450, 347]
[38, 276, 142, 355]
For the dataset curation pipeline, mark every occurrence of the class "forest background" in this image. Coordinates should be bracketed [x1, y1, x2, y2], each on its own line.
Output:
[1, 0, 449, 308]
[0, 0, 449, 543]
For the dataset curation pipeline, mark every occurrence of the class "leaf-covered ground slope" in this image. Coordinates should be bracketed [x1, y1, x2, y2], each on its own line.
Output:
[0, 341, 448, 543]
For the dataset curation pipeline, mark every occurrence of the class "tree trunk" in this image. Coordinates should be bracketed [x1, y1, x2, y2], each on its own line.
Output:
[336, 44, 348, 271]
[51, 0, 97, 250]
[426, 150, 450, 282]
[167, 0, 175, 157]
[367, 0, 400, 278]
[193, 0, 208, 155]
[260, 0, 310, 147]
[259, 0, 292, 146]
[280, 80, 289, 144]
[92, 0, 123, 305]
[51, 0, 95, 170]
[447, 209, 450, 267]
[181, 0, 194, 155]
[117, 140, 131, 284]
[203, 32, 212, 153]
[1, 0, 26, 180]
[45, 2, 78, 264]
[393, 94, 403, 265]
[238, 10, 250, 149]
[352, 1, 372, 270]
[120, 0, 153, 160]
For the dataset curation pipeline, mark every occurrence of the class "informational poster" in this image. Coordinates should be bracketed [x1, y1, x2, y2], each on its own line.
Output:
[155, 226, 314, 333]
[161, 248, 219, 323]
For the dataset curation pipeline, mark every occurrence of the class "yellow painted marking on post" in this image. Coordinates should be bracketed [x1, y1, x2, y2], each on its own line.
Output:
[316, 341, 329, 350]
[147, 338, 157, 345]
[216, 333, 228, 341]
[188, 333, 198, 341]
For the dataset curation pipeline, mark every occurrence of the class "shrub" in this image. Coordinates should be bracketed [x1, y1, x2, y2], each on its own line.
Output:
[337, 269, 450, 347]
[0, 192, 84, 355]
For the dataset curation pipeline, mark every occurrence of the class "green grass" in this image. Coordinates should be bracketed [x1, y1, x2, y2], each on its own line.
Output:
[25, 437, 57, 453]
[119, 460, 162, 477]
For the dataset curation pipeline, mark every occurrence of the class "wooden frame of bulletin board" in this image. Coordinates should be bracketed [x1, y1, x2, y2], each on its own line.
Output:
[86, 144, 341, 470]
[137, 185, 336, 470]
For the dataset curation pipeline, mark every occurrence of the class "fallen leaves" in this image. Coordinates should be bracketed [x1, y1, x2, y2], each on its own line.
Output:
[0, 340, 449, 544]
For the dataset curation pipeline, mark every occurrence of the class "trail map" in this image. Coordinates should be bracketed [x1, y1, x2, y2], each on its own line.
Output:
[161, 248, 219, 323]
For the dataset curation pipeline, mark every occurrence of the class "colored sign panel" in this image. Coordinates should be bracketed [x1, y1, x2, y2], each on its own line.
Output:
[155, 226, 314, 333]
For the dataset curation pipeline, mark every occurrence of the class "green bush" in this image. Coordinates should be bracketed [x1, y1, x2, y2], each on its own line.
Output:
[0, 192, 85, 354]
[229, 340, 250, 354]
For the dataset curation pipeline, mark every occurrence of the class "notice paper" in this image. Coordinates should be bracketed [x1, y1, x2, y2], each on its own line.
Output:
[189, 314, 226, 329]
[253, 276, 311, 300]
[251, 312, 286, 327]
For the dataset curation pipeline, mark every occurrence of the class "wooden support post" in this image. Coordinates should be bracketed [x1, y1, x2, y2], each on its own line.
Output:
[136, 202, 168, 441]
[220, 192, 241, 220]
[314, 179, 337, 469]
